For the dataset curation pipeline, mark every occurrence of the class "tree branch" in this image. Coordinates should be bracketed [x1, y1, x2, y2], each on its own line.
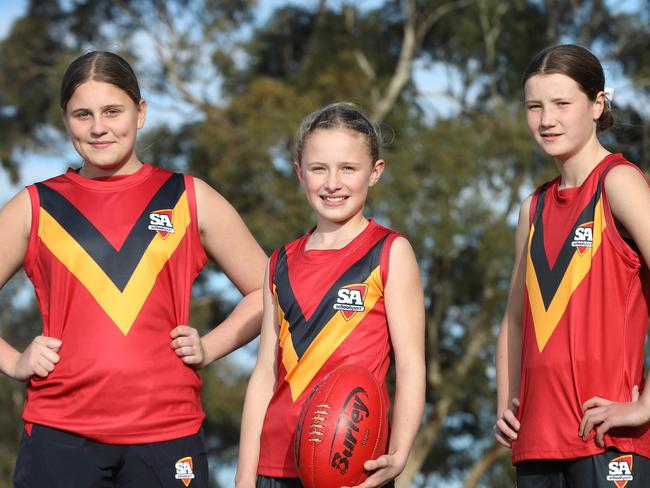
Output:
[112, 0, 212, 111]
[462, 442, 510, 488]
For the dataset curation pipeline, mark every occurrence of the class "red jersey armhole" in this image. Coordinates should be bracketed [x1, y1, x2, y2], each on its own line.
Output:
[23, 185, 41, 277]
[268, 249, 280, 292]
[380, 232, 401, 286]
[600, 160, 646, 265]
[184, 175, 208, 264]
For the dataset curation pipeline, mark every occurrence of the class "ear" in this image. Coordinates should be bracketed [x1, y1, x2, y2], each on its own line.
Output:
[592, 90, 605, 121]
[369, 159, 385, 187]
[293, 161, 305, 187]
[137, 99, 147, 129]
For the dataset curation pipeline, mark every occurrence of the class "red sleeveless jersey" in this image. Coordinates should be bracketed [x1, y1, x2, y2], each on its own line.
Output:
[257, 220, 398, 477]
[22, 164, 207, 444]
[513, 153, 650, 462]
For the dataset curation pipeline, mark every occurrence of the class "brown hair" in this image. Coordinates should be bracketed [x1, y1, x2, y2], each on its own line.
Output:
[293, 102, 382, 164]
[522, 44, 613, 131]
[60, 51, 141, 110]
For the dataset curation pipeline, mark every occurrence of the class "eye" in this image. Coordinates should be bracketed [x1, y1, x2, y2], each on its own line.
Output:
[105, 108, 122, 117]
[341, 165, 356, 173]
[310, 165, 326, 173]
[74, 111, 91, 119]
[525, 103, 541, 111]
[557, 101, 570, 107]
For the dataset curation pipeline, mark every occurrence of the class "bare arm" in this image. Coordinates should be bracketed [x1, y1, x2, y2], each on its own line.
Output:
[351, 237, 425, 488]
[193, 178, 267, 365]
[0, 189, 62, 380]
[235, 261, 279, 487]
[579, 165, 650, 446]
[494, 196, 531, 448]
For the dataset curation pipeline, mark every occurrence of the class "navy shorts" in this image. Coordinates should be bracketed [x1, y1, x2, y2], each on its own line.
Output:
[516, 450, 650, 488]
[13, 423, 208, 488]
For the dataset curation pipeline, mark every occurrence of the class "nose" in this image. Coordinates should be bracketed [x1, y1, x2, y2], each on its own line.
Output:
[90, 115, 108, 136]
[324, 170, 342, 192]
[540, 107, 556, 128]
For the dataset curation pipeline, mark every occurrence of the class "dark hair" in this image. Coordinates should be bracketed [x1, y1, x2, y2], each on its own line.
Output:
[293, 102, 382, 163]
[60, 51, 141, 110]
[522, 44, 613, 131]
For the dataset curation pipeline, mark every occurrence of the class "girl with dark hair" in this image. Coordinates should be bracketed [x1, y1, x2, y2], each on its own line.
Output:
[0, 51, 267, 487]
[235, 102, 425, 488]
[495, 44, 650, 487]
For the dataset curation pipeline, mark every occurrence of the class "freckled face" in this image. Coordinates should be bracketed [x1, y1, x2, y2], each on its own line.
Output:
[63, 80, 146, 177]
[295, 128, 384, 226]
[524, 73, 604, 162]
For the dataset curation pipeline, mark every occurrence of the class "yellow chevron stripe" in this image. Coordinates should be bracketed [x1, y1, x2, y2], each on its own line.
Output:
[38, 192, 191, 335]
[526, 198, 605, 352]
[280, 266, 384, 400]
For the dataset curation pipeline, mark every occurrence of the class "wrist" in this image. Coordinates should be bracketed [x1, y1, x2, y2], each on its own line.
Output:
[1, 349, 21, 380]
[234, 472, 256, 487]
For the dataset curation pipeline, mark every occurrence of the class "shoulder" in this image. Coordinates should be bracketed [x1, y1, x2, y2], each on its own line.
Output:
[3, 188, 32, 212]
[603, 161, 647, 193]
[387, 236, 417, 268]
[192, 177, 234, 211]
[602, 162, 650, 220]
[0, 188, 32, 237]
[518, 193, 534, 224]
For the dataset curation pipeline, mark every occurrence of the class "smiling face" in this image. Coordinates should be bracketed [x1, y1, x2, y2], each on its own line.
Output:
[62, 79, 146, 178]
[524, 73, 604, 163]
[295, 128, 384, 229]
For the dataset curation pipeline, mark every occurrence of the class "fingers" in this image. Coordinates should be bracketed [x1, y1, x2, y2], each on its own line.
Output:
[632, 385, 640, 402]
[363, 455, 389, 472]
[14, 335, 62, 380]
[34, 335, 62, 352]
[582, 396, 611, 410]
[345, 455, 396, 488]
[512, 397, 520, 413]
[494, 426, 513, 448]
[579, 407, 605, 439]
[170, 325, 197, 339]
[170, 326, 204, 367]
[493, 407, 520, 447]
[595, 422, 610, 448]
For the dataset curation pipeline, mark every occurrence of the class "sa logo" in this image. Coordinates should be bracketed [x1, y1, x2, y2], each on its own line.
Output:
[333, 284, 368, 320]
[174, 456, 195, 487]
[148, 209, 175, 239]
[606, 454, 633, 488]
[571, 221, 593, 256]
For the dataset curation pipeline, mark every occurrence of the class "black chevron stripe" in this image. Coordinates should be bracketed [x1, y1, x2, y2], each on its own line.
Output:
[530, 180, 602, 309]
[274, 234, 389, 359]
[37, 173, 184, 291]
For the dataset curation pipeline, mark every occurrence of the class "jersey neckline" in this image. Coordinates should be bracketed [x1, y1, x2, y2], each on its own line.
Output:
[63, 163, 155, 191]
[297, 219, 377, 264]
[551, 152, 622, 206]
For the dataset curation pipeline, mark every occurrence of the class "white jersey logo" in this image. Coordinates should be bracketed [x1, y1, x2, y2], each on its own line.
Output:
[333, 284, 368, 320]
[571, 221, 593, 256]
[148, 209, 175, 239]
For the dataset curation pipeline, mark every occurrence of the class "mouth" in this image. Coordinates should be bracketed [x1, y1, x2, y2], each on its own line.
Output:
[540, 133, 562, 141]
[321, 195, 348, 204]
[88, 141, 114, 149]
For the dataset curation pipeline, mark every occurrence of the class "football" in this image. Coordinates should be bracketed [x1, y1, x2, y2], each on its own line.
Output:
[294, 364, 389, 488]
